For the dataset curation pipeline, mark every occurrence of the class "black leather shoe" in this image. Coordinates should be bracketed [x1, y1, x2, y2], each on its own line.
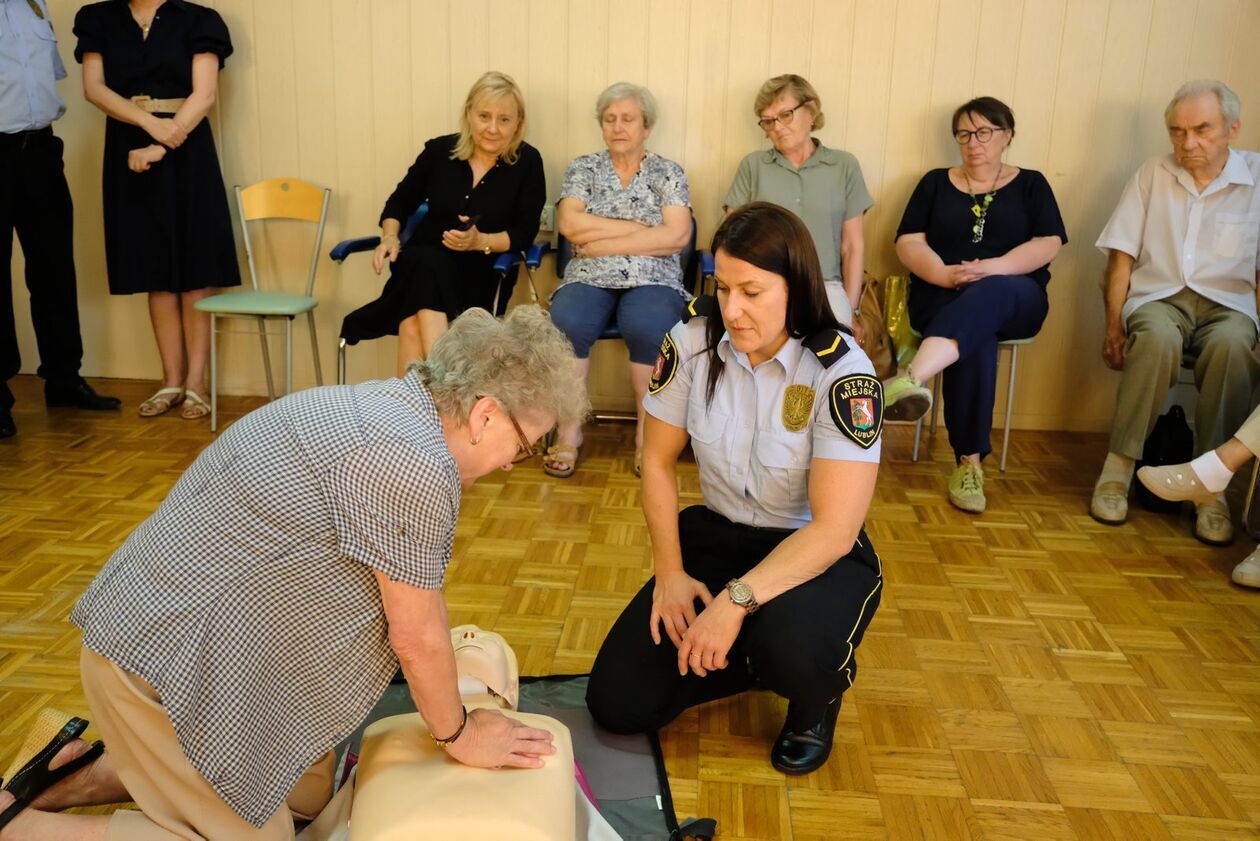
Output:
[0, 410, 14, 439]
[44, 379, 121, 411]
[771, 698, 840, 775]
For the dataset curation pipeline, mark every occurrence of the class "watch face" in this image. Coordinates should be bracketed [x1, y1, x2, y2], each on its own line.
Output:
[729, 580, 752, 604]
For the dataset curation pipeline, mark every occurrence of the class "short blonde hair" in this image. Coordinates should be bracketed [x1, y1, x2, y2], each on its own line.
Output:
[411, 306, 588, 428]
[451, 71, 527, 165]
[753, 74, 824, 131]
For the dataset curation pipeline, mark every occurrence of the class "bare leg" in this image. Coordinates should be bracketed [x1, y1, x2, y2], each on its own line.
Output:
[0, 810, 109, 840]
[629, 362, 651, 453]
[180, 289, 213, 396]
[545, 358, 590, 473]
[960, 453, 980, 466]
[147, 292, 186, 389]
[397, 314, 422, 375]
[416, 309, 449, 359]
[1217, 437, 1252, 472]
[0, 741, 129, 840]
[909, 336, 960, 382]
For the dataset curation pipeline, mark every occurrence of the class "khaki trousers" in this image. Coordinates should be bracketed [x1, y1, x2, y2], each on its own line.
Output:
[79, 648, 335, 841]
[1110, 287, 1260, 459]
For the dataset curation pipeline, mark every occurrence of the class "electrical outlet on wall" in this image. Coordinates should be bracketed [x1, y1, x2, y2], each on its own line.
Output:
[539, 204, 556, 232]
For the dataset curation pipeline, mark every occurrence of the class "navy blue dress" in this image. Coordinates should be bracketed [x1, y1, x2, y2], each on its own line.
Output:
[73, 0, 240, 295]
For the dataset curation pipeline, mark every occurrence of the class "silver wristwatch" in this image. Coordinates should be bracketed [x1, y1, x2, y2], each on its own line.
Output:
[725, 578, 760, 614]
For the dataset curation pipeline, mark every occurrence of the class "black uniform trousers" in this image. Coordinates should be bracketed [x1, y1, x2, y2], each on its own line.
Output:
[587, 505, 883, 734]
[0, 127, 85, 410]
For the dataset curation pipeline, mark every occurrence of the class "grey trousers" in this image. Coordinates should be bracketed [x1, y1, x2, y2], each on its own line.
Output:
[1110, 288, 1260, 459]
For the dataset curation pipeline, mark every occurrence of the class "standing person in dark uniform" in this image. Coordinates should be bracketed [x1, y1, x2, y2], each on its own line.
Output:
[74, 0, 240, 421]
[341, 70, 546, 375]
[0, 0, 120, 439]
[586, 202, 884, 775]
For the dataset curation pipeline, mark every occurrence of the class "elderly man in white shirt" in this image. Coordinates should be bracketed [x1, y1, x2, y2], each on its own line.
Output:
[1091, 80, 1260, 546]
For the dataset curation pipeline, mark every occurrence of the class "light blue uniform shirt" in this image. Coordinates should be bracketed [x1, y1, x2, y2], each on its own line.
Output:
[0, 0, 65, 133]
[643, 314, 882, 530]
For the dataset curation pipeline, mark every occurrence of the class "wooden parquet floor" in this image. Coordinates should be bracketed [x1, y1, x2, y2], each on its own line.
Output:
[2, 374, 1259, 839]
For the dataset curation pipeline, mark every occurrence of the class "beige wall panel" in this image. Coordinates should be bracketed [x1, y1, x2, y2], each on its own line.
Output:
[17, 0, 1260, 429]
[845, 0, 895, 272]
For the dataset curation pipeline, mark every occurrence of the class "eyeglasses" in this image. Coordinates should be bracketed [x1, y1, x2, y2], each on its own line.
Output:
[954, 126, 1006, 145]
[757, 99, 812, 131]
[505, 410, 536, 462]
[477, 395, 537, 461]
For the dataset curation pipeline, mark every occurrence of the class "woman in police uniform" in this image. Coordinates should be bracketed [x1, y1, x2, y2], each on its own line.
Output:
[586, 202, 883, 775]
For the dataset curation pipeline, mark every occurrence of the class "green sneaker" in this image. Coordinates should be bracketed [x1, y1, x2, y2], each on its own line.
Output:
[948, 461, 986, 513]
[884, 375, 932, 422]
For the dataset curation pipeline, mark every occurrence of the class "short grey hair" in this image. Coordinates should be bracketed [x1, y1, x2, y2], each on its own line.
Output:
[411, 306, 588, 428]
[1166, 79, 1241, 127]
[595, 82, 658, 129]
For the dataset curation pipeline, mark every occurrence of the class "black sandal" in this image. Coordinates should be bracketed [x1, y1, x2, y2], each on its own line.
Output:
[0, 717, 104, 830]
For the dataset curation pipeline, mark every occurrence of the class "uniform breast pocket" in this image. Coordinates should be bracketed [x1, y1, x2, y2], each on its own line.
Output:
[687, 411, 729, 464]
[756, 431, 811, 510]
[1213, 212, 1259, 259]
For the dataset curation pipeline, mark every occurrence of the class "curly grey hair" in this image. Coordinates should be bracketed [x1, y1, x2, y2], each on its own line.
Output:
[410, 306, 588, 428]
[595, 82, 658, 129]
[1165, 79, 1241, 127]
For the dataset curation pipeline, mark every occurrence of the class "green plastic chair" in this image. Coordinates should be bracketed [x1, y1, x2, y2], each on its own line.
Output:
[196, 178, 331, 430]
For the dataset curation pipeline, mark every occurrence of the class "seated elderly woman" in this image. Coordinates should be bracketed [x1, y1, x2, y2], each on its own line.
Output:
[724, 74, 873, 335]
[0, 306, 586, 840]
[587, 203, 883, 776]
[884, 96, 1066, 514]
[544, 82, 692, 479]
[341, 71, 546, 373]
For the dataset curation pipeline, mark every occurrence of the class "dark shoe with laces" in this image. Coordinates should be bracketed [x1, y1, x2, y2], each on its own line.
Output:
[771, 698, 840, 775]
[44, 379, 121, 411]
[0, 409, 13, 439]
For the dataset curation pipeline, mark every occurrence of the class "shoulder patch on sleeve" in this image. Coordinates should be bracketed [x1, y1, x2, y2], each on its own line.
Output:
[647, 333, 679, 395]
[681, 295, 717, 324]
[828, 374, 883, 448]
[802, 328, 850, 368]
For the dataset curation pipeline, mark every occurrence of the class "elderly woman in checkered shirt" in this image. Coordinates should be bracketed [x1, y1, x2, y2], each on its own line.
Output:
[0, 306, 587, 841]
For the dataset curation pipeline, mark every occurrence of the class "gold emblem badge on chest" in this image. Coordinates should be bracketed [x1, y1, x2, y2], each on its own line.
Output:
[781, 385, 816, 432]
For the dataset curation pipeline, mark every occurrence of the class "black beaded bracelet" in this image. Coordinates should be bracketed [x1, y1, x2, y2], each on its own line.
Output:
[430, 705, 468, 748]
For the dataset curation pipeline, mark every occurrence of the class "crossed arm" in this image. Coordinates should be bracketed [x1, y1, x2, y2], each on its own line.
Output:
[83, 52, 221, 172]
[557, 199, 690, 259]
[895, 232, 1062, 289]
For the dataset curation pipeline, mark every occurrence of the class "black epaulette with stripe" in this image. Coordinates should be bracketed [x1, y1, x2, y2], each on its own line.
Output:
[681, 295, 717, 324]
[802, 328, 850, 369]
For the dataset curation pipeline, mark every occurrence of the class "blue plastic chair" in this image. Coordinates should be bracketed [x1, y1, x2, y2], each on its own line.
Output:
[328, 203, 523, 383]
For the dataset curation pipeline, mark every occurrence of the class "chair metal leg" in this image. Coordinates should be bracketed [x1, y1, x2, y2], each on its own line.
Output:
[285, 317, 294, 396]
[337, 338, 347, 385]
[912, 414, 923, 462]
[210, 312, 218, 433]
[929, 374, 941, 434]
[1244, 458, 1260, 536]
[306, 311, 323, 386]
[1000, 345, 1019, 473]
[257, 316, 276, 400]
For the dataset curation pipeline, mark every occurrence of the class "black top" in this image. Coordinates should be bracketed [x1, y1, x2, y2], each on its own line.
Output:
[380, 134, 545, 252]
[73, 0, 233, 98]
[895, 168, 1067, 287]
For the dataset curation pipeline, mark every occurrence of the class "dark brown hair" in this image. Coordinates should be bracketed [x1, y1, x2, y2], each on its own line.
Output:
[951, 96, 1016, 137]
[703, 202, 840, 404]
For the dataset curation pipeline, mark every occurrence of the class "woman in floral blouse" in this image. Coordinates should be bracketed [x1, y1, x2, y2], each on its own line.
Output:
[547, 82, 692, 478]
